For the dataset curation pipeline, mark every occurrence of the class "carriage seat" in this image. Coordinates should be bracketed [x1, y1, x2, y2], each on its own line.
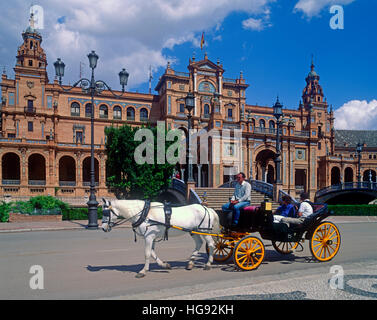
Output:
[242, 206, 260, 214]
[220, 205, 261, 229]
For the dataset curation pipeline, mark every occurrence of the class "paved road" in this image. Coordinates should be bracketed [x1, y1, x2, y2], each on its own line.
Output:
[1, 221, 377, 300]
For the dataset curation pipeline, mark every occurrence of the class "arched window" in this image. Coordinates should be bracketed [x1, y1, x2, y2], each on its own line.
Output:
[71, 102, 80, 116]
[140, 108, 148, 121]
[259, 119, 265, 128]
[127, 107, 135, 120]
[85, 103, 92, 117]
[99, 104, 108, 119]
[113, 106, 122, 120]
[269, 120, 275, 133]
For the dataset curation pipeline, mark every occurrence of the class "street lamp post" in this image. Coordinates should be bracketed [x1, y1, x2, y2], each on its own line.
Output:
[273, 97, 283, 184]
[185, 92, 195, 184]
[356, 142, 363, 185]
[54, 51, 129, 229]
[246, 112, 252, 180]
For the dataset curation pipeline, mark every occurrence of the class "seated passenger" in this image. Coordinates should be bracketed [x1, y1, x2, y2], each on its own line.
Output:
[281, 192, 314, 226]
[221, 172, 251, 228]
[273, 195, 296, 223]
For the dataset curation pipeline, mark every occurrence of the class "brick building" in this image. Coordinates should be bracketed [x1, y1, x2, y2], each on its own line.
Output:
[1, 19, 376, 202]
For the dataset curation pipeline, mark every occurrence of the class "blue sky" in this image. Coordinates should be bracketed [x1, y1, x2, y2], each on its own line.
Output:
[0, 0, 376, 129]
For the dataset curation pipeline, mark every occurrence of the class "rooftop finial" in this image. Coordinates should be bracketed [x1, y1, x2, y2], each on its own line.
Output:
[29, 10, 35, 29]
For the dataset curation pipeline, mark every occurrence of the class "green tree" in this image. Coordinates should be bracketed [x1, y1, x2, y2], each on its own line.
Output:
[105, 123, 180, 199]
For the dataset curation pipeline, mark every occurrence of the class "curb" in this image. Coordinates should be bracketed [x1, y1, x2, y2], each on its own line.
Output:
[0, 225, 132, 233]
[0, 217, 376, 234]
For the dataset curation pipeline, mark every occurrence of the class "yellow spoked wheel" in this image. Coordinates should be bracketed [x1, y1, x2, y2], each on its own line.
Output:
[272, 241, 299, 254]
[233, 236, 265, 271]
[310, 222, 341, 262]
[207, 237, 234, 262]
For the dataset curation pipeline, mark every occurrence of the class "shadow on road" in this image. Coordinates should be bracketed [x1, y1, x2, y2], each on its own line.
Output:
[86, 250, 322, 276]
[86, 253, 213, 275]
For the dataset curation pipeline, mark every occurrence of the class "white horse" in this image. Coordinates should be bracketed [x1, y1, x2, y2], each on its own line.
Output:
[101, 199, 221, 278]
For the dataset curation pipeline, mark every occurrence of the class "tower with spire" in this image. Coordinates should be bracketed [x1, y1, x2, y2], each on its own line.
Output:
[301, 56, 326, 111]
[14, 11, 48, 81]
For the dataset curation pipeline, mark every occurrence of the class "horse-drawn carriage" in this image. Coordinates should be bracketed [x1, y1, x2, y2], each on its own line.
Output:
[101, 198, 341, 277]
[209, 200, 341, 271]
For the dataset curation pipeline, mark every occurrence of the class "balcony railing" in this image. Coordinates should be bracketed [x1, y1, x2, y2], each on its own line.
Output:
[2, 179, 20, 185]
[59, 181, 76, 187]
[295, 130, 310, 137]
[24, 107, 36, 114]
[316, 182, 377, 198]
[0, 138, 22, 143]
[83, 181, 99, 186]
[254, 127, 281, 135]
[250, 180, 274, 198]
[174, 71, 189, 77]
[29, 180, 46, 186]
[223, 78, 237, 84]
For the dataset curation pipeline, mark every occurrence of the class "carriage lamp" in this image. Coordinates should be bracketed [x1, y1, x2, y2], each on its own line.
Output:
[53, 51, 129, 230]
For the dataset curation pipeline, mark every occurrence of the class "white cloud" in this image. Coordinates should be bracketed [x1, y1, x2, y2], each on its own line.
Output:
[294, 0, 355, 18]
[334, 100, 377, 130]
[0, 0, 277, 89]
[242, 18, 265, 31]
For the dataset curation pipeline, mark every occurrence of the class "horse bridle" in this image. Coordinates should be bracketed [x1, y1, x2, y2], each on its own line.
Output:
[102, 203, 129, 231]
[102, 201, 149, 232]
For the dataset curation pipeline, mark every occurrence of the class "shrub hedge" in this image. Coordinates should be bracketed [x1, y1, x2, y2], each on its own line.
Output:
[0, 196, 103, 222]
[0, 201, 11, 222]
[328, 205, 377, 216]
[62, 206, 103, 221]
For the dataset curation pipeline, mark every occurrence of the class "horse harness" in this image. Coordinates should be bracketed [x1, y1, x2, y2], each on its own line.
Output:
[104, 200, 213, 240]
[134, 200, 172, 241]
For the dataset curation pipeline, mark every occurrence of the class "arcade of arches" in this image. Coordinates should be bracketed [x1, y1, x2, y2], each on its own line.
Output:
[1, 151, 104, 198]
[330, 166, 377, 185]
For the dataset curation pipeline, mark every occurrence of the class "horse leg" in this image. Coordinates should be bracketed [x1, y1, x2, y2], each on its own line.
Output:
[151, 240, 171, 270]
[136, 233, 155, 278]
[186, 234, 203, 270]
[203, 235, 215, 270]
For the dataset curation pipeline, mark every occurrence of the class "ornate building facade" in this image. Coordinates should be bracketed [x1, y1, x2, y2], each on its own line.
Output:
[1, 21, 377, 202]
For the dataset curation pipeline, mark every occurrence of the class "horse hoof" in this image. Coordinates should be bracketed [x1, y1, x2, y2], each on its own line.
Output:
[165, 263, 172, 270]
[186, 262, 193, 270]
[135, 272, 146, 278]
[204, 265, 211, 271]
